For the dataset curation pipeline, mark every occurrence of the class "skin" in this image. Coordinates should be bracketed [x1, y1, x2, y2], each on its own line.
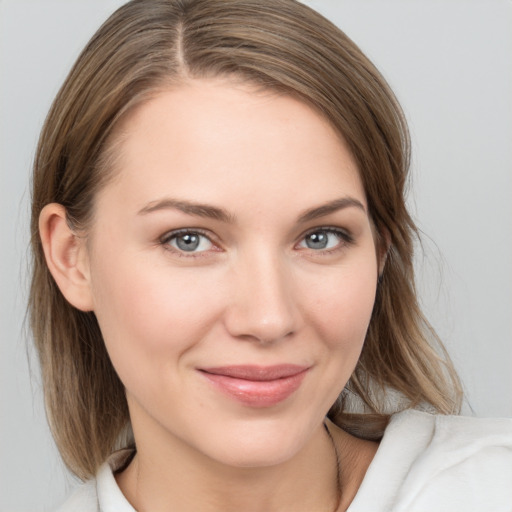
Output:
[40, 78, 383, 511]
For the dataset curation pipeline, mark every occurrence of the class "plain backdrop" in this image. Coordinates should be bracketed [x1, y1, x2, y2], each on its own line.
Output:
[1, 0, 511, 510]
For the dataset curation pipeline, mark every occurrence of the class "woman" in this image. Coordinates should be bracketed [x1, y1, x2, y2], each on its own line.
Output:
[30, 0, 512, 510]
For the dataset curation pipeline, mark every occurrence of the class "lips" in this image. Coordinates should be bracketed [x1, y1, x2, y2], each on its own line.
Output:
[198, 364, 309, 407]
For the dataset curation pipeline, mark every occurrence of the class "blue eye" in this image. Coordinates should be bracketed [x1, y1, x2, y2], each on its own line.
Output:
[164, 231, 214, 253]
[298, 229, 351, 251]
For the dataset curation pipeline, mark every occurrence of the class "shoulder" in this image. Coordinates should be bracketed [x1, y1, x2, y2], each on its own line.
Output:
[388, 409, 512, 462]
[54, 450, 135, 512]
[349, 410, 512, 512]
[54, 479, 99, 512]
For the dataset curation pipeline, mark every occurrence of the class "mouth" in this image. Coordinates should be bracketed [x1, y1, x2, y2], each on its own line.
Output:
[198, 364, 310, 407]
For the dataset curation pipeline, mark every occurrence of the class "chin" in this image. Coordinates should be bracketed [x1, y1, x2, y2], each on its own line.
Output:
[195, 415, 318, 469]
[211, 440, 301, 469]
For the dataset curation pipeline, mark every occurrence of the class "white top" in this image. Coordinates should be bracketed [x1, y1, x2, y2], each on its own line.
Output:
[56, 410, 512, 512]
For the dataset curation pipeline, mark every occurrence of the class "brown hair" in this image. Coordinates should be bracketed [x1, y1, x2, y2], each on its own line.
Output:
[29, 0, 462, 480]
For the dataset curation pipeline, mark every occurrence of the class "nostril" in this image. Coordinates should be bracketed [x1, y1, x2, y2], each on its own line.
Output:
[223, 304, 298, 345]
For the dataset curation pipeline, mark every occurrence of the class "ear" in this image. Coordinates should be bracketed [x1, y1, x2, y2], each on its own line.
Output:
[377, 227, 391, 277]
[39, 203, 94, 312]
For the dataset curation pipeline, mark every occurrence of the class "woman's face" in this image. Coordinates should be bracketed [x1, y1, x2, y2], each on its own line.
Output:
[85, 78, 380, 468]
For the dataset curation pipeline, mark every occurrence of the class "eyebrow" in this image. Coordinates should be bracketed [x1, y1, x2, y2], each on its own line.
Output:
[138, 196, 365, 223]
[297, 197, 366, 223]
[138, 198, 234, 223]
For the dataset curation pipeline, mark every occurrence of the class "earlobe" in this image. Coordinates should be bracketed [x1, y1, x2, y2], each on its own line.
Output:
[39, 203, 94, 312]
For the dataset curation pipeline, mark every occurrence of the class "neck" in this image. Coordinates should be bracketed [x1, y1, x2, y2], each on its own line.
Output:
[116, 420, 341, 512]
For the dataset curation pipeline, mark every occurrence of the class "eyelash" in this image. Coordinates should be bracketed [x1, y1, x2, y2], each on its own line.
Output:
[159, 226, 354, 258]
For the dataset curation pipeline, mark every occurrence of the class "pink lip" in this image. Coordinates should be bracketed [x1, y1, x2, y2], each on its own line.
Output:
[199, 365, 309, 407]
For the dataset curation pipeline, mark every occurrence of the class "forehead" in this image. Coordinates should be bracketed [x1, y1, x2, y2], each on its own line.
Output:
[97, 78, 367, 217]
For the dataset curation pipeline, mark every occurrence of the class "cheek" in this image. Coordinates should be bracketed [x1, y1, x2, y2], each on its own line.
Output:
[303, 258, 377, 353]
[288, 257, 378, 413]
[89, 253, 222, 378]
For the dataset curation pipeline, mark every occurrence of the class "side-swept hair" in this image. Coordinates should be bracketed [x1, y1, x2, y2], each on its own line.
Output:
[29, 0, 462, 479]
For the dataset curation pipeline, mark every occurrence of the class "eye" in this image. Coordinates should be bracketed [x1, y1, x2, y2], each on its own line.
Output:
[297, 228, 352, 251]
[162, 230, 214, 253]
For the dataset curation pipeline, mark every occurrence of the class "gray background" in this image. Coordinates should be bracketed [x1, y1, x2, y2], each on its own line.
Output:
[1, 0, 511, 510]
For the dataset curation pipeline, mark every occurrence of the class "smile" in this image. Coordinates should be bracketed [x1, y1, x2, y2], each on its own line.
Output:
[198, 364, 310, 407]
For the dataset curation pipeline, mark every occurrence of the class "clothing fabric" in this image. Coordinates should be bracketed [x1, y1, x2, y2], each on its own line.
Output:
[55, 410, 512, 512]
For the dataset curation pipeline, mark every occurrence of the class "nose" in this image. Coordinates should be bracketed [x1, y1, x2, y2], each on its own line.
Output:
[223, 250, 299, 345]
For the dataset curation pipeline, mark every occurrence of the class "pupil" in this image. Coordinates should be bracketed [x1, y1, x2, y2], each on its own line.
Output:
[307, 232, 328, 249]
[177, 233, 200, 251]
